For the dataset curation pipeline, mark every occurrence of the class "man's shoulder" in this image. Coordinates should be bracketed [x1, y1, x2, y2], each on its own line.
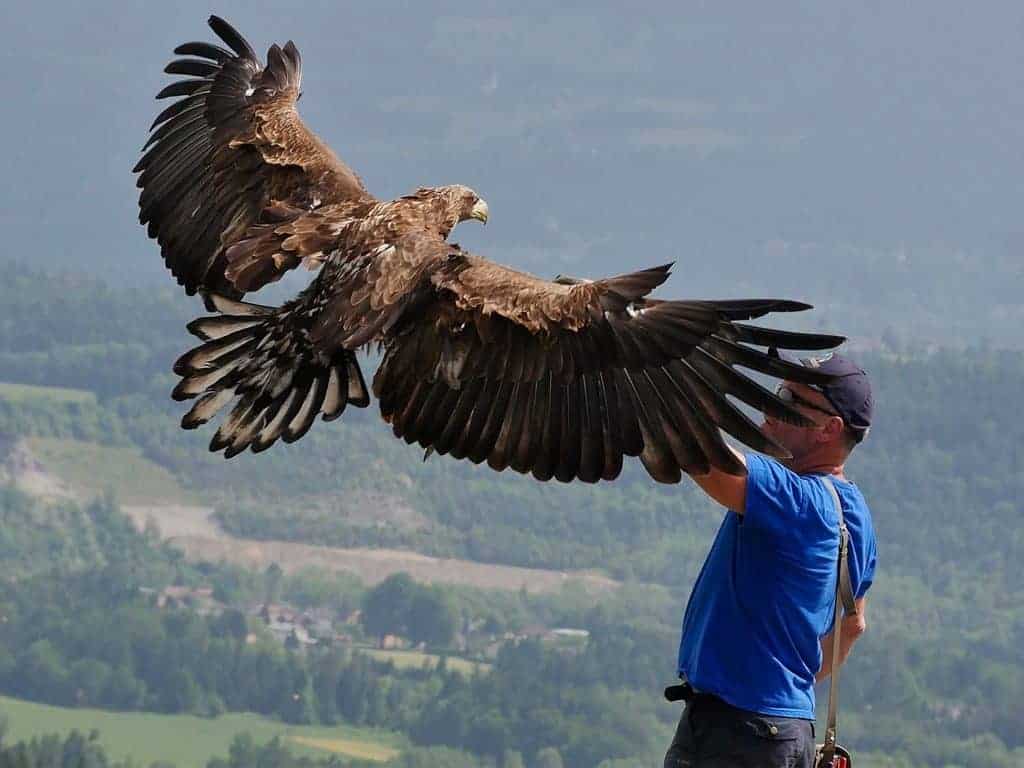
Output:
[745, 454, 833, 507]
[746, 453, 798, 486]
[832, 477, 873, 521]
[748, 455, 867, 513]
[742, 455, 840, 540]
[834, 480, 876, 543]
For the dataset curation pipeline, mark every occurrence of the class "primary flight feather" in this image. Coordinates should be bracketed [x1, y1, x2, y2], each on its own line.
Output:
[135, 15, 845, 483]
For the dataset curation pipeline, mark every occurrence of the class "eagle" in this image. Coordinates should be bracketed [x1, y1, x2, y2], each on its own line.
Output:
[134, 16, 844, 484]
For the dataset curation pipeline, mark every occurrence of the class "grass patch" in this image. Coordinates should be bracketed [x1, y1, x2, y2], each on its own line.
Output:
[26, 437, 192, 504]
[0, 693, 404, 767]
[359, 647, 491, 675]
[290, 735, 400, 762]
[0, 381, 95, 405]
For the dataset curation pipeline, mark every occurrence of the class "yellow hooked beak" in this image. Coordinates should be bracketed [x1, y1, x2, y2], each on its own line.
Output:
[469, 199, 489, 224]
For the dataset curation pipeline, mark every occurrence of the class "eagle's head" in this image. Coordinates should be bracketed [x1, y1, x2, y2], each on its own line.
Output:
[440, 184, 489, 227]
[407, 184, 489, 238]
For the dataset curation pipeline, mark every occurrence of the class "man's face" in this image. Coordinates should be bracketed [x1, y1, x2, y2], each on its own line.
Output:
[762, 381, 841, 462]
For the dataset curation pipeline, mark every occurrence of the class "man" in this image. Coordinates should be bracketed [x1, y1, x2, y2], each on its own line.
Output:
[664, 352, 878, 768]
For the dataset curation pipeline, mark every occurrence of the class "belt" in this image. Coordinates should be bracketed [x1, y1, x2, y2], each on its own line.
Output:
[664, 683, 744, 713]
[664, 682, 694, 702]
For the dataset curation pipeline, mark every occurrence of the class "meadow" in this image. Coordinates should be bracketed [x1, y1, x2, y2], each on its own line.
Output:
[359, 647, 491, 675]
[26, 437, 193, 505]
[0, 693, 403, 767]
[0, 382, 95, 405]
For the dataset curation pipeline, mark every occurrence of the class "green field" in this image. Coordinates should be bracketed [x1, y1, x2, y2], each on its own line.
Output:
[360, 647, 491, 675]
[26, 437, 193, 504]
[0, 694, 404, 767]
[0, 381, 96, 405]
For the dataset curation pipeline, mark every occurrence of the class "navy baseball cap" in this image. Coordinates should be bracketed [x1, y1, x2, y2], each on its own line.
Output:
[774, 351, 874, 441]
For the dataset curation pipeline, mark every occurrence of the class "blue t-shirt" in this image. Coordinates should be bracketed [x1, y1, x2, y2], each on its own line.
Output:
[676, 454, 877, 719]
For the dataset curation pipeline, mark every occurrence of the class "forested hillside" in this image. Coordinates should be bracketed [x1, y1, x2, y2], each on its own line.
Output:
[1, 263, 1021, 767]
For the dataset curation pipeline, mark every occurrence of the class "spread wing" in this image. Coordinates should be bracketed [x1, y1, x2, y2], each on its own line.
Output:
[373, 258, 846, 483]
[134, 15, 374, 297]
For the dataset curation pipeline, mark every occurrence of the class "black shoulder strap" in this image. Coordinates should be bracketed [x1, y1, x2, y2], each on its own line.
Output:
[821, 476, 857, 764]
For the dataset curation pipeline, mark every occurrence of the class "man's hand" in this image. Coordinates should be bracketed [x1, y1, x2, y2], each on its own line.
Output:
[689, 447, 748, 513]
[816, 596, 868, 682]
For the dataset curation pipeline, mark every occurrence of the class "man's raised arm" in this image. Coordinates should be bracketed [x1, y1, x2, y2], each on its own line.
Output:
[689, 447, 749, 514]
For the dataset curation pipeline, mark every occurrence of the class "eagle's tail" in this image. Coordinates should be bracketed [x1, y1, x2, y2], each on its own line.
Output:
[172, 294, 370, 457]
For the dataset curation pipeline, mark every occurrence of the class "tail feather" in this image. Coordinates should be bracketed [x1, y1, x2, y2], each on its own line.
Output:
[172, 358, 245, 400]
[346, 357, 371, 407]
[173, 328, 256, 378]
[182, 387, 236, 429]
[186, 314, 266, 341]
[321, 366, 348, 421]
[203, 293, 275, 316]
[174, 294, 370, 457]
[283, 374, 326, 443]
[252, 389, 301, 452]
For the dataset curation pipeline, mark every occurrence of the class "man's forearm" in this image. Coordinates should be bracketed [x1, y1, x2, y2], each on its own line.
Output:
[815, 628, 858, 682]
[688, 448, 748, 512]
[816, 603, 868, 682]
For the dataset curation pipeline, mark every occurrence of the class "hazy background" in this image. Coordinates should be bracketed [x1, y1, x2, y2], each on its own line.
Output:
[3, 0, 1022, 347]
[2, 5, 1023, 767]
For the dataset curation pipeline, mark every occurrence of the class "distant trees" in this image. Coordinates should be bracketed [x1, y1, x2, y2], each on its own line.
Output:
[361, 574, 457, 649]
[361, 573, 417, 644]
[263, 563, 284, 605]
[533, 748, 565, 768]
[0, 729, 128, 768]
[211, 608, 249, 643]
[408, 589, 457, 649]
[280, 568, 362, 618]
[389, 746, 483, 768]
[207, 733, 345, 768]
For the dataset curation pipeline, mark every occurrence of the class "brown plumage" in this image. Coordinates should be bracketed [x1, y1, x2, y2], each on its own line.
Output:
[136, 16, 848, 481]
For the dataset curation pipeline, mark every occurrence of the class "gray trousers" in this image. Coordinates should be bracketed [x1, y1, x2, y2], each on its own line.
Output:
[664, 696, 816, 768]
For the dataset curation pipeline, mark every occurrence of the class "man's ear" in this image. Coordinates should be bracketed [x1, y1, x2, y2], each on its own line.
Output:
[822, 415, 845, 442]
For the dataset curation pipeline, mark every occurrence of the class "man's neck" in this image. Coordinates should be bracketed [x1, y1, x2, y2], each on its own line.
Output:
[787, 455, 846, 480]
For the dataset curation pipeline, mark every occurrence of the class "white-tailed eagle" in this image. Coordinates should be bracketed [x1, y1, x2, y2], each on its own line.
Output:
[134, 16, 844, 483]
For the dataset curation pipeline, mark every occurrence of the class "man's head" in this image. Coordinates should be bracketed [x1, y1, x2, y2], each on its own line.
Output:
[763, 352, 873, 469]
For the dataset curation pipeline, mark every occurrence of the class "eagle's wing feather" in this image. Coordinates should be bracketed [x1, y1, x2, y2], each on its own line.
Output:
[374, 257, 846, 482]
[135, 15, 374, 297]
[438, 256, 674, 333]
